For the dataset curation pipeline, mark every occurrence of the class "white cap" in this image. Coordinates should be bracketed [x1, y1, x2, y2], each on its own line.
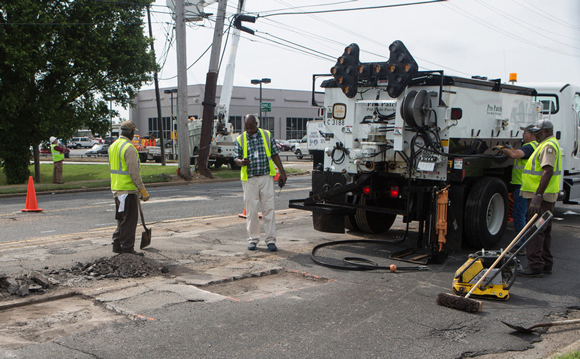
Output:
[49, 136, 57, 143]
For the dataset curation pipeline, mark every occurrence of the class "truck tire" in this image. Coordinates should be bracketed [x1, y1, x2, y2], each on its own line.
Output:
[154, 156, 162, 163]
[139, 153, 147, 163]
[344, 196, 360, 231]
[345, 214, 359, 231]
[296, 149, 303, 160]
[463, 177, 508, 248]
[229, 159, 240, 170]
[354, 198, 397, 233]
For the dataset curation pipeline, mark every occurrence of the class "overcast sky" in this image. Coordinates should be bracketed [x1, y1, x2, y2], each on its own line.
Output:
[121, 0, 580, 119]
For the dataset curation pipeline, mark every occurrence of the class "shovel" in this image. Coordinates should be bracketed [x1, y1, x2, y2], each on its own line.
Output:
[138, 200, 151, 249]
[502, 318, 580, 334]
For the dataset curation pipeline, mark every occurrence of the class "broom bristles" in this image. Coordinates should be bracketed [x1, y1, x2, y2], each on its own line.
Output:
[436, 293, 483, 313]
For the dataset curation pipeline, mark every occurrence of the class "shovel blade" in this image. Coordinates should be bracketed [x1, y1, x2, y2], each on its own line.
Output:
[140, 228, 151, 249]
[501, 320, 535, 334]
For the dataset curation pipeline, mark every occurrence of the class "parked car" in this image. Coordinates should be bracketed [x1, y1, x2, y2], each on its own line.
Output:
[287, 139, 301, 152]
[276, 140, 292, 151]
[104, 136, 116, 145]
[85, 144, 110, 157]
[293, 136, 308, 159]
[68, 137, 97, 149]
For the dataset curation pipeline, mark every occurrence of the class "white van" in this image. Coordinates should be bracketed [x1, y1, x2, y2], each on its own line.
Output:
[68, 137, 96, 149]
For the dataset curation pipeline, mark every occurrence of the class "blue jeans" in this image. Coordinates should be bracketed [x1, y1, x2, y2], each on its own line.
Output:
[512, 186, 528, 249]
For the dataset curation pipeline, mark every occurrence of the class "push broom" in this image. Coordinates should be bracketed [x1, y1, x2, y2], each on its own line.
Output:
[436, 213, 539, 313]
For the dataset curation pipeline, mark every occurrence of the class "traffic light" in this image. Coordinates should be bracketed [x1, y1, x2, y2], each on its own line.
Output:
[330, 43, 360, 98]
[385, 40, 418, 98]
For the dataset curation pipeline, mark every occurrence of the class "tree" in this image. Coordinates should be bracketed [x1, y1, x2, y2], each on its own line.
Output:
[0, 0, 156, 184]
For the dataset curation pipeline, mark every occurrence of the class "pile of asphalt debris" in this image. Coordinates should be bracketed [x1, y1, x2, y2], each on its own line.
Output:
[0, 254, 169, 300]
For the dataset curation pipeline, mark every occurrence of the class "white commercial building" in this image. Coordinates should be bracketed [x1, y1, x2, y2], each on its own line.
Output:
[129, 84, 324, 141]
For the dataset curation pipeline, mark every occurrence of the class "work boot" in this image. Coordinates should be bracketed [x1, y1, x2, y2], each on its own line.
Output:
[267, 243, 278, 252]
[517, 267, 543, 278]
[247, 243, 257, 251]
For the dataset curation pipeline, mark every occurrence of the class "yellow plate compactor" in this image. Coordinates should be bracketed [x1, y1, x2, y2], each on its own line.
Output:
[452, 249, 519, 300]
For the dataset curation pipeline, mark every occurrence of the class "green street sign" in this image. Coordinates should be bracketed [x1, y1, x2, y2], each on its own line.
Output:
[260, 102, 271, 112]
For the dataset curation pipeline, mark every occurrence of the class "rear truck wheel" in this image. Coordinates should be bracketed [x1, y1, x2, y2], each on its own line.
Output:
[344, 196, 360, 231]
[213, 159, 224, 168]
[354, 197, 397, 233]
[345, 213, 359, 231]
[154, 156, 162, 163]
[296, 149, 303, 160]
[229, 159, 240, 170]
[463, 177, 508, 248]
[139, 153, 147, 163]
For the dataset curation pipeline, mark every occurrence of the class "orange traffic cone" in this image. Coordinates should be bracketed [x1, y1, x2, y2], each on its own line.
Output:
[238, 208, 262, 219]
[21, 176, 43, 212]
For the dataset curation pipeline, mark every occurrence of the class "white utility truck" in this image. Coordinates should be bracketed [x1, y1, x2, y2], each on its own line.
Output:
[290, 41, 580, 262]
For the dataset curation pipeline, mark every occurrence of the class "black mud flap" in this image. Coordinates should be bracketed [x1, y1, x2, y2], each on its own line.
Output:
[290, 199, 354, 234]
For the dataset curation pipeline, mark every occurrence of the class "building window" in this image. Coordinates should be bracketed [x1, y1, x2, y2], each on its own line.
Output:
[148, 117, 172, 139]
[261, 116, 275, 136]
[229, 116, 243, 133]
[286, 117, 312, 140]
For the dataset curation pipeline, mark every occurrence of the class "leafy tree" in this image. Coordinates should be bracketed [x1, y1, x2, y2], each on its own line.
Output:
[0, 0, 156, 184]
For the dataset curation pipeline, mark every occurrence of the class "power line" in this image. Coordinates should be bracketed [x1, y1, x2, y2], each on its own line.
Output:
[256, 0, 447, 18]
[475, 0, 580, 50]
[444, 2, 580, 58]
[516, 0, 580, 32]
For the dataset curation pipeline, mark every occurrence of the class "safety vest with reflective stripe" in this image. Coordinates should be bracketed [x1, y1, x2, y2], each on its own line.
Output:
[237, 128, 276, 181]
[109, 138, 139, 191]
[521, 137, 561, 194]
[50, 144, 64, 162]
[511, 140, 538, 185]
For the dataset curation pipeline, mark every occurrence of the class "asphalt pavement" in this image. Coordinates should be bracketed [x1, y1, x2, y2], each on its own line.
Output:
[1, 179, 580, 358]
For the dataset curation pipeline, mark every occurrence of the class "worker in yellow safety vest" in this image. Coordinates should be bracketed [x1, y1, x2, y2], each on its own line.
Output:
[49, 136, 67, 184]
[234, 114, 287, 252]
[494, 125, 537, 255]
[519, 119, 561, 277]
[108, 120, 150, 256]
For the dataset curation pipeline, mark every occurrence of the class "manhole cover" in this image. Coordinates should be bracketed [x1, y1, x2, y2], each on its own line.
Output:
[0, 294, 127, 349]
[205, 271, 331, 301]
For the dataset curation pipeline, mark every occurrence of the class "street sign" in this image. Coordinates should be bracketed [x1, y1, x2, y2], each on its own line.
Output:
[261, 102, 271, 112]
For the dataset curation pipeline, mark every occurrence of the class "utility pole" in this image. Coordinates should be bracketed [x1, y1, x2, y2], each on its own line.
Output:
[175, 0, 192, 179]
[147, 5, 166, 166]
[198, 0, 228, 179]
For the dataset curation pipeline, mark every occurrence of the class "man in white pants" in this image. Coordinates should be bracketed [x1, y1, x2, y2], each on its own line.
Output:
[234, 114, 287, 251]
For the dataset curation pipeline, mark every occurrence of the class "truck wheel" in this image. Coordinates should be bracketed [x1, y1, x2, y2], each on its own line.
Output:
[139, 153, 147, 163]
[229, 159, 240, 170]
[354, 198, 396, 233]
[345, 214, 359, 231]
[296, 149, 303, 160]
[344, 196, 360, 231]
[463, 177, 508, 248]
[154, 156, 162, 163]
